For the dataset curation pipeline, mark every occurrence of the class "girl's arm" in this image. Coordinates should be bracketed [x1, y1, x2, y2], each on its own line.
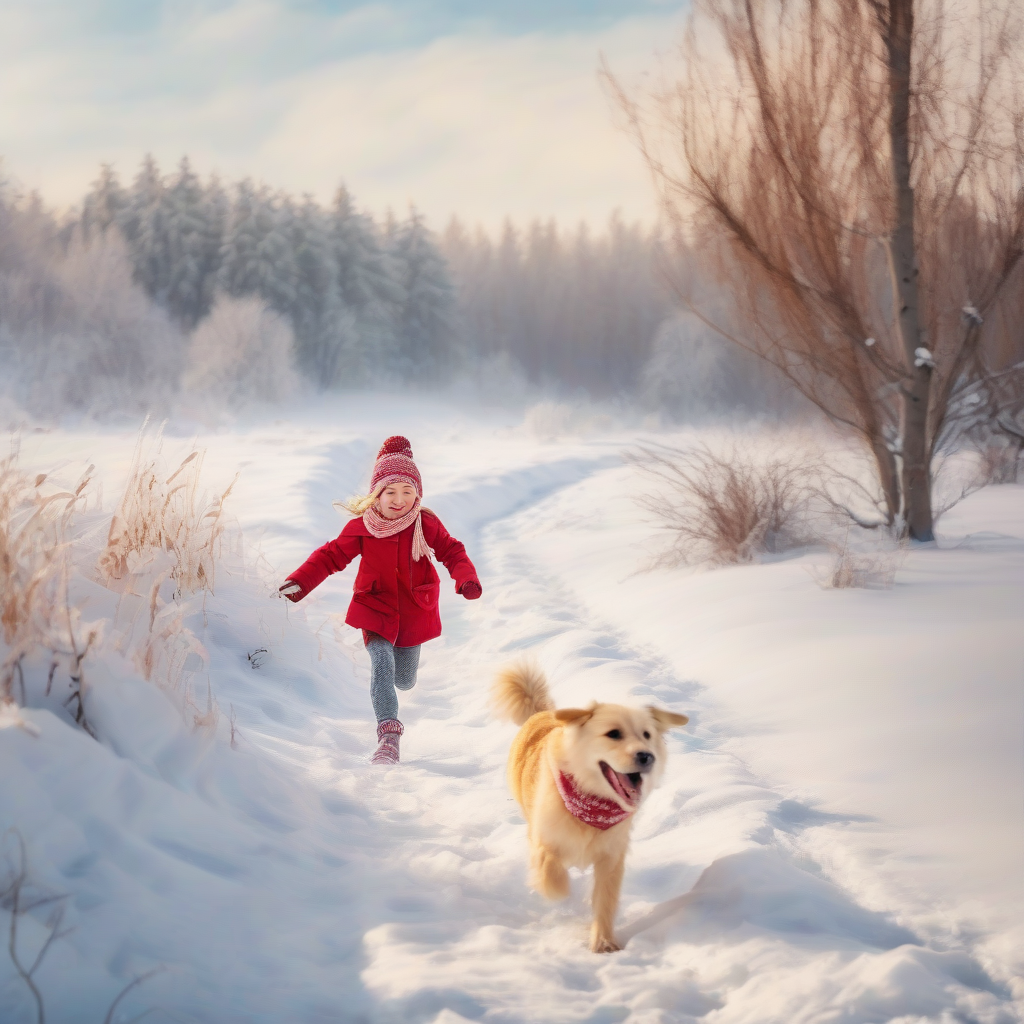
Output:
[283, 523, 362, 600]
[422, 512, 482, 598]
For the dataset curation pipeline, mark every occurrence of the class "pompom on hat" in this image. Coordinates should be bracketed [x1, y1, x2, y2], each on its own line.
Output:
[370, 436, 422, 497]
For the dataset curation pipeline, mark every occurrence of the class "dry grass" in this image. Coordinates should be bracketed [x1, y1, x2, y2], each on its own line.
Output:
[132, 578, 211, 723]
[92, 423, 241, 729]
[92, 424, 235, 722]
[630, 443, 818, 566]
[97, 423, 237, 598]
[0, 420, 242, 745]
[2, 425, 233, 735]
[0, 444, 94, 717]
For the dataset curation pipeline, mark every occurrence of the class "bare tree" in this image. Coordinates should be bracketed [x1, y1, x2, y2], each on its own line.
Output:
[609, 0, 1024, 539]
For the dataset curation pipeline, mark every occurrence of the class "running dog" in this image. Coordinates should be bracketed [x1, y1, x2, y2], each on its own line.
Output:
[492, 662, 688, 953]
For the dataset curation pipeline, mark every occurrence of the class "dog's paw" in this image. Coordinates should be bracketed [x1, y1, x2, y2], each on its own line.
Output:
[589, 934, 623, 954]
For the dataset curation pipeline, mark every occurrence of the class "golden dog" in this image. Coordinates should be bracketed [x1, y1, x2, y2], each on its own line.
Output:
[493, 662, 688, 953]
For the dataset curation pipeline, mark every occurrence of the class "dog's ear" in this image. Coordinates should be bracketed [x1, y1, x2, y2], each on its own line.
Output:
[555, 707, 594, 726]
[646, 707, 689, 730]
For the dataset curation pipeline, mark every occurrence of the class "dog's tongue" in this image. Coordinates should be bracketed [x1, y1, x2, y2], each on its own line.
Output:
[600, 762, 641, 807]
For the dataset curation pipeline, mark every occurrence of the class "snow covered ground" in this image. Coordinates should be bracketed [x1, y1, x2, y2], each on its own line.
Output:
[1, 395, 1021, 1023]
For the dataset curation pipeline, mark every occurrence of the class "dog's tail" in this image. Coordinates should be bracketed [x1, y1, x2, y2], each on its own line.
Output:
[491, 661, 555, 726]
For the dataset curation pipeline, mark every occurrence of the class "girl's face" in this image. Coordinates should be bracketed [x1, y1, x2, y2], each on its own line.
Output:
[378, 481, 418, 519]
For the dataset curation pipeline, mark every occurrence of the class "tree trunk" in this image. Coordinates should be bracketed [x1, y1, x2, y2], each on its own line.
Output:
[886, 0, 935, 540]
[870, 436, 901, 526]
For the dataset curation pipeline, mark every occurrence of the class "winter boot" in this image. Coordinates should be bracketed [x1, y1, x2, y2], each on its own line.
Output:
[370, 719, 403, 765]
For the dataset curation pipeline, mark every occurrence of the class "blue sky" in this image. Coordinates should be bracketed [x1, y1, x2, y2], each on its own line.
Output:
[23, 1, 676, 48]
[0, 1, 686, 229]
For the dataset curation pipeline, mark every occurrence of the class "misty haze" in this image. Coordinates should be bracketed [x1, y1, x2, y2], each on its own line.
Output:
[0, 2, 1022, 1022]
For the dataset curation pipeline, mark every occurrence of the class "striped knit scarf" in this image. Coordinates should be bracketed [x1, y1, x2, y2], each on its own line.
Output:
[362, 498, 431, 561]
[555, 770, 634, 830]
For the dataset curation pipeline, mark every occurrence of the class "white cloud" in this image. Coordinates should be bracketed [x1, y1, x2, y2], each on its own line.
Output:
[0, 2, 684, 230]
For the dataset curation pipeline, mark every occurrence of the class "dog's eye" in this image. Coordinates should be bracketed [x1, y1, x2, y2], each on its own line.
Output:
[605, 729, 622, 740]
[643, 731, 650, 739]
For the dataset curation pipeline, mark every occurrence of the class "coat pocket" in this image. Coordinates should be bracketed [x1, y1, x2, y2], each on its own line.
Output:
[411, 582, 440, 610]
[352, 575, 394, 621]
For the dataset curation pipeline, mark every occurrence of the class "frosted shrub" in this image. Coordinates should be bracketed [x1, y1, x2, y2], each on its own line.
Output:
[642, 313, 758, 417]
[183, 295, 300, 409]
[632, 442, 817, 566]
[55, 233, 185, 407]
[3, 232, 185, 417]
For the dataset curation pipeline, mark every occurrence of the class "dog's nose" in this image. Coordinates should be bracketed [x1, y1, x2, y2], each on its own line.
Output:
[635, 751, 655, 768]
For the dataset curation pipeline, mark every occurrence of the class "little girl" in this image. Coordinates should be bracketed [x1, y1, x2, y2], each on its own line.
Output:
[279, 436, 482, 765]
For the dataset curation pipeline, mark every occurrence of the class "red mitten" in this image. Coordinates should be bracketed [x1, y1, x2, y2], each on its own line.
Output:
[279, 580, 303, 603]
[460, 580, 482, 600]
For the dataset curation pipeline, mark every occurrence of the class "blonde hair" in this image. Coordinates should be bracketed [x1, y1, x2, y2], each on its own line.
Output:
[333, 484, 384, 516]
[333, 478, 424, 517]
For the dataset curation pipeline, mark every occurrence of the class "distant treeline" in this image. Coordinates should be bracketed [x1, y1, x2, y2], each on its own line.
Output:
[441, 216, 674, 395]
[0, 156, 779, 418]
[79, 157, 456, 382]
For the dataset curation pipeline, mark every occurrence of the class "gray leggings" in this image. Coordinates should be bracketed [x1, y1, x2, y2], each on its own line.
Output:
[366, 633, 421, 723]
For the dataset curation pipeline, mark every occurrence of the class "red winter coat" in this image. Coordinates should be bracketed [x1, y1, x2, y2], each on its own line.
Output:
[286, 511, 480, 647]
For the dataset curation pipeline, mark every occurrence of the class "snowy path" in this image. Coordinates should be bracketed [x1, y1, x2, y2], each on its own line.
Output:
[355, 486, 776, 1022]
[356, 467, 1022, 1024]
[2, 407, 1021, 1023]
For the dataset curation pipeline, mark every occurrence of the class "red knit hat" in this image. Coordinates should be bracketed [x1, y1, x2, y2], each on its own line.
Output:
[370, 436, 422, 497]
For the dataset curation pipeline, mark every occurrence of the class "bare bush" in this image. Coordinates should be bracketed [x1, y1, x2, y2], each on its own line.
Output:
[183, 294, 300, 409]
[97, 423, 237, 598]
[631, 443, 817, 565]
[969, 370, 1024, 484]
[817, 530, 904, 589]
[976, 438, 1023, 485]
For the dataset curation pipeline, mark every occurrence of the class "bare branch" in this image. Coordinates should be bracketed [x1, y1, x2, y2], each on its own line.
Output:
[104, 967, 166, 1024]
[1, 830, 72, 1024]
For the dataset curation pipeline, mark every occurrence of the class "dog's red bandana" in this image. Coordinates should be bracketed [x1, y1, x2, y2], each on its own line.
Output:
[555, 771, 633, 830]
